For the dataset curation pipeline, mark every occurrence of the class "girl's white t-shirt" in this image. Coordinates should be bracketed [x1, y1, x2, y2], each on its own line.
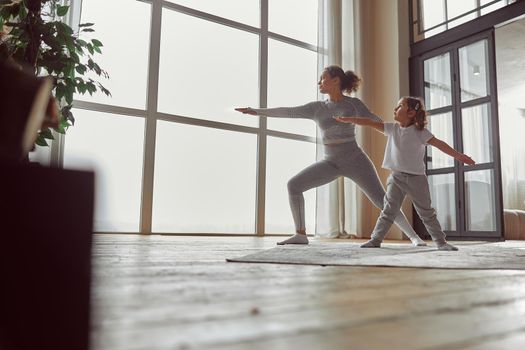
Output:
[382, 123, 434, 175]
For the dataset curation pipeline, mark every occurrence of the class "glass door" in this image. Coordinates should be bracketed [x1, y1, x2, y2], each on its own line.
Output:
[413, 30, 503, 239]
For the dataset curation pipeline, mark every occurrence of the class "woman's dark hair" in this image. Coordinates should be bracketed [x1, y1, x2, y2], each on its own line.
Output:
[324, 65, 361, 94]
[403, 96, 428, 130]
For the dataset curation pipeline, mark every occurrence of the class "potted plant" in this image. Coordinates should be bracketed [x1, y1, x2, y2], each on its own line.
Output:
[0, 0, 110, 148]
[1, 3, 110, 348]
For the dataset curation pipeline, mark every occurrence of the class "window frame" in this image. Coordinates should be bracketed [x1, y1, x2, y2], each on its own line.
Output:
[63, 0, 320, 235]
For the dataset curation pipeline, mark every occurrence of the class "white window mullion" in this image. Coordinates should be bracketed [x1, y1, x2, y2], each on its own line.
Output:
[140, 0, 163, 234]
[256, 0, 269, 236]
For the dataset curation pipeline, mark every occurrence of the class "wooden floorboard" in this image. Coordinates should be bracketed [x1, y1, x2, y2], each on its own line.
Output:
[90, 235, 525, 350]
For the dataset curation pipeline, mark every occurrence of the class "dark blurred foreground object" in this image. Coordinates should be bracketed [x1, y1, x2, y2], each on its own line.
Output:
[0, 61, 59, 163]
[0, 164, 95, 350]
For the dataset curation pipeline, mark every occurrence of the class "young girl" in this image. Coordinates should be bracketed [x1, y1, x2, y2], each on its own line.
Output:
[335, 96, 475, 251]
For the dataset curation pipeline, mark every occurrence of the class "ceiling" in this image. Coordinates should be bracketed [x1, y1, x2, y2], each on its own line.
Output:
[495, 16, 525, 109]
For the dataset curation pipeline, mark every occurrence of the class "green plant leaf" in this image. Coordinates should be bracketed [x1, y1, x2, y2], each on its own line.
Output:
[65, 38, 76, 54]
[56, 116, 71, 134]
[99, 84, 111, 97]
[35, 134, 48, 147]
[91, 39, 103, 47]
[86, 43, 94, 55]
[67, 64, 75, 78]
[86, 82, 96, 95]
[65, 85, 74, 104]
[67, 111, 75, 125]
[55, 83, 66, 101]
[77, 83, 87, 94]
[93, 62, 101, 75]
[56, 21, 74, 36]
[18, 4, 27, 18]
[57, 5, 70, 17]
[40, 128, 55, 140]
[75, 64, 87, 75]
[70, 51, 80, 63]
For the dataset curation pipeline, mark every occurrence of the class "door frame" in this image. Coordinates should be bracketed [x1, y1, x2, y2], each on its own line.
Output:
[410, 29, 504, 239]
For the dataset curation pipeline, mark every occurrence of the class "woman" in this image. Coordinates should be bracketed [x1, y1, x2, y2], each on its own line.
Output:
[235, 65, 426, 246]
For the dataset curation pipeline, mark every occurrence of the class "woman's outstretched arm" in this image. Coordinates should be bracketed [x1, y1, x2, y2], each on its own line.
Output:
[234, 102, 321, 119]
[334, 116, 385, 133]
[234, 107, 257, 115]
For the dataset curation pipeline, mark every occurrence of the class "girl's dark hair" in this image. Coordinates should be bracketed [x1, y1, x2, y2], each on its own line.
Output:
[403, 96, 428, 130]
[324, 65, 361, 94]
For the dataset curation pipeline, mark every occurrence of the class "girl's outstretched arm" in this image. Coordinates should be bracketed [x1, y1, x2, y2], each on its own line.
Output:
[427, 137, 475, 165]
[334, 116, 385, 133]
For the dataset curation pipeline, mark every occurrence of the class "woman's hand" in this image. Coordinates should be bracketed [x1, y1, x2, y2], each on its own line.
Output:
[457, 153, 476, 165]
[235, 107, 257, 115]
[333, 116, 356, 123]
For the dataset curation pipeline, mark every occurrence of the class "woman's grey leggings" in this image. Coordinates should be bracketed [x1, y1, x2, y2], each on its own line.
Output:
[287, 141, 418, 238]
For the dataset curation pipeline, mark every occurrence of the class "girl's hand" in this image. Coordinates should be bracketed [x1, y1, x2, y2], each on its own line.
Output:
[235, 107, 257, 115]
[333, 116, 356, 123]
[458, 154, 475, 165]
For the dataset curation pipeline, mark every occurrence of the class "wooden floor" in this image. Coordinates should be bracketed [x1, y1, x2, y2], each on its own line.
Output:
[91, 235, 525, 350]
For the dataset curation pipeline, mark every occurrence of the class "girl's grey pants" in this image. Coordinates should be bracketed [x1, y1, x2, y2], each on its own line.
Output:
[370, 172, 446, 244]
[287, 141, 419, 239]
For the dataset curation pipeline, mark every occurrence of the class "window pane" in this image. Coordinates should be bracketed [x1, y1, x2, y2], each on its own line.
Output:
[152, 121, 257, 233]
[78, 0, 150, 109]
[462, 103, 493, 164]
[165, 0, 259, 27]
[424, 53, 452, 109]
[269, 0, 318, 46]
[459, 40, 489, 102]
[427, 112, 454, 169]
[158, 10, 259, 128]
[481, 0, 506, 16]
[267, 39, 318, 137]
[465, 170, 496, 231]
[423, 25, 447, 39]
[421, 0, 446, 31]
[265, 137, 317, 233]
[498, 104, 525, 211]
[428, 173, 456, 231]
[63, 110, 145, 232]
[447, 0, 477, 28]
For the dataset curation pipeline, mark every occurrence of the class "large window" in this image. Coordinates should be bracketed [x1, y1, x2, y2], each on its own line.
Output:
[62, 0, 320, 234]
